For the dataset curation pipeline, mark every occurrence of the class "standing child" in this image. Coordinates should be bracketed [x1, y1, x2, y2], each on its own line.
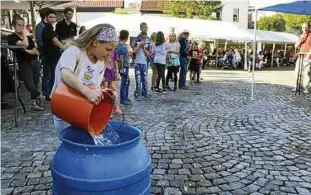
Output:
[188, 42, 200, 84]
[197, 42, 205, 83]
[166, 32, 180, 91]
[103, 50, 122, 115]
[152, 31, 167, 94]
[133, 31, 150, 101]
[116, 30, 131, 105]
[149, 32, 157, 91]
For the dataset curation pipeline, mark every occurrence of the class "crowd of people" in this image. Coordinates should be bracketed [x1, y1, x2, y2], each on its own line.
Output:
[7, 7, 208, 113]
[5, 6, 311, 123]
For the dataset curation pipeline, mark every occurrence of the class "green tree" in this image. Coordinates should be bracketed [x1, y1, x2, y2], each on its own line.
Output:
[258, 14, 286, 32]
[283, 14, 311, 33]
[158, 0, 222, 20]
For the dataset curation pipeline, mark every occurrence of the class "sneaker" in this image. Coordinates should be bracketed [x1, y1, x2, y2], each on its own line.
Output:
[162, 89, 167, 94]
[113, 106, 123, 115]
[151, 87, 156, 91]
[32, 100, 45, 111]
[304, 89, 310, 94]
[155, 88, 163, 94]
[173, 86, 177, 91]
[137, 96, 142, 101]
[36, 95, 45, 108]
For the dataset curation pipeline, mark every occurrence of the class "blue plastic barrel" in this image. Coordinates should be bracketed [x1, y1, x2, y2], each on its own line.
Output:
[51, 121, 151, 195]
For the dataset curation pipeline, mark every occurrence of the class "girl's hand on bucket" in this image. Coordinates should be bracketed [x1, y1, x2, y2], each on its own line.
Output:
[86, 89, 104, 105]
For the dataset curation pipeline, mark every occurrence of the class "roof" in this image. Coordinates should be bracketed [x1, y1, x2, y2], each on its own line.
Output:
[140, 0, 162, 12]
[59, 0, 124, 8]
[80, 13, 298, 43]
[258, 0, 311, 15]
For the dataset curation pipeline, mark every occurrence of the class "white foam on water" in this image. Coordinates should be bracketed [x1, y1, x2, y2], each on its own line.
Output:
[92, 124, 122, 146]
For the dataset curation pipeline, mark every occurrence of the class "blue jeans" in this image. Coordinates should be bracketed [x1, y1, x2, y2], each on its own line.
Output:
[179, 57, 188, 87]
[135, 63, 149, 97]
[40, 54, 51, 98]
[120, 67, 130, 103]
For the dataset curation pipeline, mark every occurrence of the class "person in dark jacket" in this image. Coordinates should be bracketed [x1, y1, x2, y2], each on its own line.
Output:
[55, 7, 77, 42]
[36, 7, 50, 100]
[178, 30, 190, 89]
[8, 17, 45, 111]
[42, 9, 64, 100]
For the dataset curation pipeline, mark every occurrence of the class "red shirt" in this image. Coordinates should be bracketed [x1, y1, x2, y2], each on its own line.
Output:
[299, 31, 311, 59]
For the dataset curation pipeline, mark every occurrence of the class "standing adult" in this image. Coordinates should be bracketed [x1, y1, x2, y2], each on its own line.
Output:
[55, 7, 77, 43]
[36, 7, 50, 100]
[295, 22, 311, 93]
[179, 30, 190, 89]
[8, 17, 45, 111]
[42, 9, 64, 99]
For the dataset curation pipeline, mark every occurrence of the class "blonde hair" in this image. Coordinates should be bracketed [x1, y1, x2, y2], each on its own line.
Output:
[199, 42, 206, 50]
[150, 32, 157, 43]
[65, 23, 116, 50]
[167, 32, 177, 43]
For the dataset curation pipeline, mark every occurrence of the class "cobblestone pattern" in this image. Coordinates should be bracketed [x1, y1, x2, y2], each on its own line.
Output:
[2, 70, 311, 195]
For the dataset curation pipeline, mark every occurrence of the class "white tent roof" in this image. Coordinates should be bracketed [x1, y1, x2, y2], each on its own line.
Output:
[79, 13, 298, 43]
[242, 29, 298, 43]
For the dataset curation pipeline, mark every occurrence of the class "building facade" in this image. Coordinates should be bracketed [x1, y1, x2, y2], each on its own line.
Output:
[220, 0, 249, 29]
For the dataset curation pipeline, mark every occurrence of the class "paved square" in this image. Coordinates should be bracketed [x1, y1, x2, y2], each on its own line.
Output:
[2, 69, 311, 195]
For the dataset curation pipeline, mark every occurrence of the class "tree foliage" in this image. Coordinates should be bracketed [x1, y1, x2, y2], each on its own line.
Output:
[258, 13, 311, 33]
[283, 14, 311, 33]
[258, 14, 286, 32]
[158, 0, 222, 20]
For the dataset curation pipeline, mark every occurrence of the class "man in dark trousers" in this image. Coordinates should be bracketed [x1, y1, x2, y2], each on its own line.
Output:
[36, 7, 50, 100]
[8, 17, 45, 111]
[42, 9, 63, 100]
[55, 7, 77, 43]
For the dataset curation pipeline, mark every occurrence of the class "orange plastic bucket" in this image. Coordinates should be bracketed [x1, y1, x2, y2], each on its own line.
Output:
[51, 84, 114, 136]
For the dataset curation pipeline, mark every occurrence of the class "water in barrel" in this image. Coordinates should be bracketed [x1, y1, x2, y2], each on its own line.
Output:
[92, 124, 122, 146]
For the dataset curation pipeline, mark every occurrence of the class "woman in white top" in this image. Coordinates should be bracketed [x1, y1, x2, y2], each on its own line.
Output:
[51, 24, 118, 136]
[233, 49, 241, 68]
[166, 33, 180, 91]
[152, 31, 167, 94]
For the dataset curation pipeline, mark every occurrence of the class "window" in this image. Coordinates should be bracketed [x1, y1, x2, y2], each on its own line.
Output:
[233, 8, 239, 22]
[216, 11, 222, 20]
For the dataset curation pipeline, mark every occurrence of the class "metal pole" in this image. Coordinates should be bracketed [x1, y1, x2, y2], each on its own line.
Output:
[284, 43, 287, 57]
[251, 9, 258, 101]
[244, 41, 248, 70]
[13, 53, 18, 127]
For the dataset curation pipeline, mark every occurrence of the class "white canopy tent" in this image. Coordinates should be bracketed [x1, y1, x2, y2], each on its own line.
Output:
[78, 13, 251, 40]
[251, 0, 311, 99]
[78, 12, 298, 43]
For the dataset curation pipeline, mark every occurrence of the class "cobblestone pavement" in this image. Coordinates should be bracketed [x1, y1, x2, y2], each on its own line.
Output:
[2, 68, 311, 195]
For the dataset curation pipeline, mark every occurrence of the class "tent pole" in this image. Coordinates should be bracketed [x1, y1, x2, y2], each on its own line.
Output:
[251, 9, 258, 101]
[271, 43, 275, 67]
[244, 41, 248, 70]
[225, 41, 228, 50]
